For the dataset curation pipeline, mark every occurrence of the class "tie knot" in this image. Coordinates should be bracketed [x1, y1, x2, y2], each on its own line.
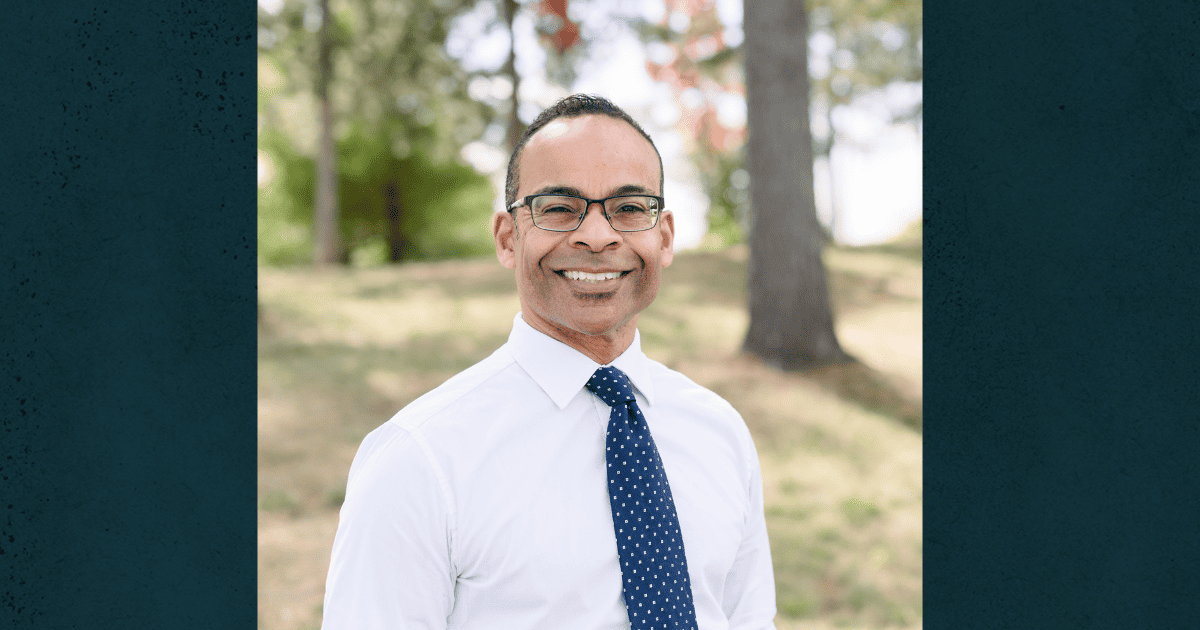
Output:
[585, 366, 636, 407]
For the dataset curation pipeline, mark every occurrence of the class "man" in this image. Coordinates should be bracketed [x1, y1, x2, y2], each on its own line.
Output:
[322, 94, 776, 630]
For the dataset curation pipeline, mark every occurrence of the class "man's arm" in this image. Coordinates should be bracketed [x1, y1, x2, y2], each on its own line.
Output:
[322, 424, 455, 629]
[721, 435, 778, 630]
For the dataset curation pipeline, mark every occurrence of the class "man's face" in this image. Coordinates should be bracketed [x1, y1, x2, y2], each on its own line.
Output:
[495, 114, 674, 347]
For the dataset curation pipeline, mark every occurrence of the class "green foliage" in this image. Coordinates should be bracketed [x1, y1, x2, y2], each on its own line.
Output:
[258, 122, 495, 266]
[701, 152, 748, 249]
[258, 0, 500, 265]
[259, 129, 317, 265]
[338, 120, 496, 262]
[809, 0, 923, 110]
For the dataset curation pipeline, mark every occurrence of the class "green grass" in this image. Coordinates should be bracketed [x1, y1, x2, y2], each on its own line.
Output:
[325, 488, 346, 509]
[841, 497, 883, 527]
[257, 231, 922, 630]
[259, 490, 300, 515]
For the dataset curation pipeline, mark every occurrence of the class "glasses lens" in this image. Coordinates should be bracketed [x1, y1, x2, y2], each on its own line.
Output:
[604, 196, 660, 231]
[530, 196, 586, 230]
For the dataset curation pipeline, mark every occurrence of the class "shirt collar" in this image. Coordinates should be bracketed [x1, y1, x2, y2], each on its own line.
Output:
[508, 313, 656, 410]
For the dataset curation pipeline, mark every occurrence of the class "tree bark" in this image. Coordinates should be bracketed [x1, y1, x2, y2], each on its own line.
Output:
[502, 0, 524, 153]
[384, 179, 406, 263]
[742, 0, 852, 370]
[314, 0, 341, 265]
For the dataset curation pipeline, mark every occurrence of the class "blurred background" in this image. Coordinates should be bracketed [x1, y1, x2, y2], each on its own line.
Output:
[257, 0, 921, 263]
[258, 0, 922, 628]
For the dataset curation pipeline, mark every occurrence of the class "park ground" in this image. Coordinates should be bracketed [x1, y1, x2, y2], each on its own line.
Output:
[257, 222, 922, 630]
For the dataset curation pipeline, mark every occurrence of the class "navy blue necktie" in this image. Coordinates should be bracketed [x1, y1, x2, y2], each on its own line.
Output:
[586, 366, 698, 630]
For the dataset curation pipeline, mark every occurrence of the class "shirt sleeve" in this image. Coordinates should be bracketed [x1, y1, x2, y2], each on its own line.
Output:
[322, 423, 456, 630]
[721, 429, 778, 630]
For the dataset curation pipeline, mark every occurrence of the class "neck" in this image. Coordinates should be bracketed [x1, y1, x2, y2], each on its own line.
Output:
[521, 313, 636, 365]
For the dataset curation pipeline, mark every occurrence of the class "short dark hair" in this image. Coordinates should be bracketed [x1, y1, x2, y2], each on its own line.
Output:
[504, 94, 664, 209]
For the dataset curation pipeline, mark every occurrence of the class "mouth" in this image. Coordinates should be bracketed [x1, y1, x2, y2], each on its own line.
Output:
[553, 269, 634, 294]
[557, 270, 630, 283]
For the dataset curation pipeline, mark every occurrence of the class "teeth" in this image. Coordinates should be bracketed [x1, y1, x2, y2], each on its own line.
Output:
[563, 270, 622, 282]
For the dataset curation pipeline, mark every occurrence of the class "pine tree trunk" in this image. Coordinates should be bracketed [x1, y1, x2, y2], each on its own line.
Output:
[742, 0, 851, 370]
[313, 0, 341, 265]
[502, 0, 524, 153]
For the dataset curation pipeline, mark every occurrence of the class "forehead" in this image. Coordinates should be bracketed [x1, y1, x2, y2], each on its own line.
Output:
[518, 115, 660, 196]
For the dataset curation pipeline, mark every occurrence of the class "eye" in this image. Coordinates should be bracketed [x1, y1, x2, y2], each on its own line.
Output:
[532, 196, 585, 215]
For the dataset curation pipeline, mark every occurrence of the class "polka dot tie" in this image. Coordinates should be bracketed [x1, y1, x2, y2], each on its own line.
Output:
[586, 366, 698, 630]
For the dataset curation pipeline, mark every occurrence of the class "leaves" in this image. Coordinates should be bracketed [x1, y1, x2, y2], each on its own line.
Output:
[258, 0, 500, 265]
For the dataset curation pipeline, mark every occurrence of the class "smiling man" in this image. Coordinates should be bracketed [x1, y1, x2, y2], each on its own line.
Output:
[322, 95, 776, 630]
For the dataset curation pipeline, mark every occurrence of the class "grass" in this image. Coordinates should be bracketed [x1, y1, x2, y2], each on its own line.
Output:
[259, 490, 300, 515]
[257, 225, 922, 630]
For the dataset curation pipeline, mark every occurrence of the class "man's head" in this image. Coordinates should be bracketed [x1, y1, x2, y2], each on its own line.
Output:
[493, 95, 674, 363]
[505, 94, 665, 210]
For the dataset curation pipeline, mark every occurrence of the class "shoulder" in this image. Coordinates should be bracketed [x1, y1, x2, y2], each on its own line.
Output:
[646, 358, 742, 420]
[387, 343, 521, 432]
[348, 344, 523, 475]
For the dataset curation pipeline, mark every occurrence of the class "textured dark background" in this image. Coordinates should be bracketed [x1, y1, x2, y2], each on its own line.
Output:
[924, 1, 1200, 628]
[2, 2, 256, 628]
[3, 1, 1198, 628]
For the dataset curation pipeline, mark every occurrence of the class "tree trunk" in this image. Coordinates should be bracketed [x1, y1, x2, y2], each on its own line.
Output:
[742, 0, 852, 370]
[384, 179, 406, 263]
[824, 106, 839, 242]
[314, 0, 341, 265]
[502, 0, 524, 153]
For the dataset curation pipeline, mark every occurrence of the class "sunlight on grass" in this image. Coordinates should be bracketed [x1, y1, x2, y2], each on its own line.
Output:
[258, 238, 922, 630]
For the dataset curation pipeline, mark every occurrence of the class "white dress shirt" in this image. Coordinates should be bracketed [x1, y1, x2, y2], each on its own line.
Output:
[322, 314, 776, 630]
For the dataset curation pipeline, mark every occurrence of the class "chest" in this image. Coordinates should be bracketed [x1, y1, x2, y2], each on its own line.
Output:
[443, 405, 748, 601]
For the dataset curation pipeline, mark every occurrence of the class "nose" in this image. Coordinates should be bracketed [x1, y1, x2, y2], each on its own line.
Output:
[571, 201, 622, 251]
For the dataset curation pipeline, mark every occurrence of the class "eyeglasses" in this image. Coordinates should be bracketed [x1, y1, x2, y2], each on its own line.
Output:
[507, 193, 664, 232]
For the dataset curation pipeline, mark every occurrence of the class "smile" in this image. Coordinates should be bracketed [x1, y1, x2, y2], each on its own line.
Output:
[560, 270, 627, 283]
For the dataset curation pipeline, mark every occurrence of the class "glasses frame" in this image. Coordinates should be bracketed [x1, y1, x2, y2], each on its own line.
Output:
[507, 193, 665, 232]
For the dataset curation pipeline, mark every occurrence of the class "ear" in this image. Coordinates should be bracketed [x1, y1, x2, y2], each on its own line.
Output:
[493, 211, 517, 269]
[657, 210, 675, 268]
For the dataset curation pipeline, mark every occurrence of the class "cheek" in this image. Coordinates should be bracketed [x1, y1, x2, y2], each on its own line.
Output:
[630, 264, 661, 302]
[632, 245, 664, 294]
[642, 270, 661, 296]
[519, 249, 556, 299]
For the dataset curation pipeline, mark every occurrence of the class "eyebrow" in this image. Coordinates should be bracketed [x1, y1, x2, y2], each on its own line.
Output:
[531, 184, 656, 198]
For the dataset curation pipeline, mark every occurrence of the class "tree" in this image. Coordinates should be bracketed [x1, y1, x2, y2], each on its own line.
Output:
[258, 0, 497, 265]
[501, 0, 524, 152]
[807, 0, 922, 239]
[742, 0, 852, 369]
[636, 0, 921, 247]
[313, 0, 341, 264]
